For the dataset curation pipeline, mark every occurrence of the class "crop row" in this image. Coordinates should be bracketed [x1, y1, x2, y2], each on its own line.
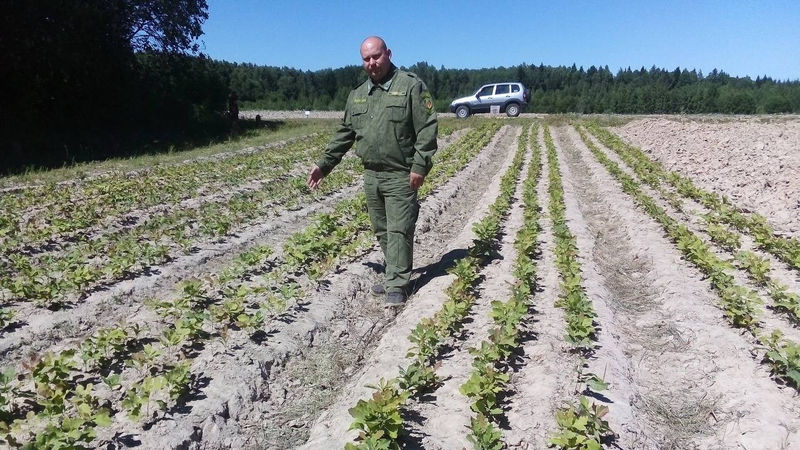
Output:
[1, 123, 500, 313]
[543, 126, 613, 449]
[1, 122, 505, 448]
[460, 122, 539, 449]
[586, 124, 800, 274]
[583, 124, 800, 326]
[0, 133, 331, 254]
[0, 155, 361, 308]
[577, 123, 800, 390]
[1, 242, 280, 448]
[346, 122, 525, 449]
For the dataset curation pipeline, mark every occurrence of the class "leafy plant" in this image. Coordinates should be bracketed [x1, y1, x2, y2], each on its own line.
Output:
[32, 351, 76, 403]
[719, 284, 762, 329]
[459, 364, 509, 419]
[466, 413, 504, 450]
[79, 325, 135, 370]
[735, 250, 771, 285]
[490, 298, 527, 330]
[0, 308, 16, 330]
[407, 319, 441, 364]
[447, 257, 480, 294]
[433, 298, 470, 335]
[469, 341, 504, 369]
[235, 310, 265, 331]
[160, 325, 190, 352]
[211, 299, 246, 323]
[706, 223, 741, 251]
[767, 281, 800, 320]
[471, 217, 500, 260]
[397, 362, 439, 396]
[762, 330, 800, 387]
[347, 379, 409, 449]
[164, 362, 192, 401]
[550, 397, 612, 450]
[126, 343, 162, 376]
[0, 368, 29, 421]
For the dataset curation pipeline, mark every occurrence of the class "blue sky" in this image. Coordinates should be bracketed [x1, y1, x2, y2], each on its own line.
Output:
[202, 0, 799, 81]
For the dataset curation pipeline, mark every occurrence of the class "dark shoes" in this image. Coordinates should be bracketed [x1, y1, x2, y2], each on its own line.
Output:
[370, 283, 407, 305]
[385, 291, 407, 305]
[370, 284, 385, 297]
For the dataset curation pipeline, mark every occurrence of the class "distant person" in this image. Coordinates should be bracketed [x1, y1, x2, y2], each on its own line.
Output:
[307, 36, 438, 305]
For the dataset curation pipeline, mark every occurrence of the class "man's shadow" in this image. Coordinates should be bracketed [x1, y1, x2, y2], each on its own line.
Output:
[362, 247, 468, 294]
[410, 248, 469, 294]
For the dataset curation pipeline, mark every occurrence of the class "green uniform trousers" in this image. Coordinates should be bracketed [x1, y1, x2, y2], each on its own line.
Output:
[363, 170, 419, 294]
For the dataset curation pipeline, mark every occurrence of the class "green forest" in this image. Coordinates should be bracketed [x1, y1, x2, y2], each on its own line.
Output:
[2, 1, 799, 173]
[220, 60, 800, 115]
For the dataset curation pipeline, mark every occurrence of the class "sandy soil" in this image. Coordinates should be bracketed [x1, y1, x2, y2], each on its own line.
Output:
[4, 115, 800, 450]
[298, 118, 800, 449]
[554, 124, 800, 449]
[614, 116, 800, 239]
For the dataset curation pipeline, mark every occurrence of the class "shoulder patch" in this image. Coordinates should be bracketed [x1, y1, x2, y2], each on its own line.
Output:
[421, 91, 434, 114]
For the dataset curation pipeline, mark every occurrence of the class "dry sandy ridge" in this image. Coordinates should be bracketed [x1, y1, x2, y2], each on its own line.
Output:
[613, 116, 800, 239]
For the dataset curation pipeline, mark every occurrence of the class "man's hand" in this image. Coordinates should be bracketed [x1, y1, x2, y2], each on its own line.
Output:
[308, 165, 324, 189]
[409, 172, 425, 190]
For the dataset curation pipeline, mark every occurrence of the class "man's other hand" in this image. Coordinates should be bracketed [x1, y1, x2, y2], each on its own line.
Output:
[308, 165, 324, 189]
[410, 172, 424, 190]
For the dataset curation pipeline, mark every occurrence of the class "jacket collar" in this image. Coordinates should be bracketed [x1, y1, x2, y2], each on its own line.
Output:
[367, 65, 397, 92]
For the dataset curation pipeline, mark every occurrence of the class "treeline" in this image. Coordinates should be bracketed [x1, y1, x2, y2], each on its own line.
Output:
[1, 0, 225, 173]
[217, 60, 800, 115]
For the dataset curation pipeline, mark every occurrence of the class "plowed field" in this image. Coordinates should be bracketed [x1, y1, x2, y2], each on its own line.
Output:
[2, 115, 799, 449]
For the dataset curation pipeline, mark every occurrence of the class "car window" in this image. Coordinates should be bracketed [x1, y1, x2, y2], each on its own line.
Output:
[495, 84, 510, 95]
[478, 85, 494, 96]
[511, 84, 520, 93]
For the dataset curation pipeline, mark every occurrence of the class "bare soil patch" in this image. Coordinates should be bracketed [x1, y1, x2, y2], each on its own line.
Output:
[614, 116, 800, 238]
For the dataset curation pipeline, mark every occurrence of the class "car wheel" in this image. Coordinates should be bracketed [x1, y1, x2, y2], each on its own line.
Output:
[455, 105, 470, 119]
[506, 103, 520, 117]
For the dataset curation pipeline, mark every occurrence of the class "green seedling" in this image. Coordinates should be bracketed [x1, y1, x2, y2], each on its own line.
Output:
[466, 413, 504, 450]
[347, 379, 409, 449]
[550, 397, 612, 450]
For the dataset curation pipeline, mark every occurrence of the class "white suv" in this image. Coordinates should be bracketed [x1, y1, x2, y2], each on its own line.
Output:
[449, 82, 530, 118]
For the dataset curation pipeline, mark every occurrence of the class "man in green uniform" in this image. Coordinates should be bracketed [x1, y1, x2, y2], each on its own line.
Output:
[307, 36, 438, 305]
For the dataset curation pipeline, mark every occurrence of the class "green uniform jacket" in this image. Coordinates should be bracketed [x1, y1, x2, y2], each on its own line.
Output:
[316, 66, 438, 176]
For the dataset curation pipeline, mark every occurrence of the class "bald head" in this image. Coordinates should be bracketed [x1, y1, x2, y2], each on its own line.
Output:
[360, 36, 392, 82]
[361, 36, 387, 51]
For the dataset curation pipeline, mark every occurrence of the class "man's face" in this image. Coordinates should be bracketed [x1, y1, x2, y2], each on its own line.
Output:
[360, 39, 392, 82]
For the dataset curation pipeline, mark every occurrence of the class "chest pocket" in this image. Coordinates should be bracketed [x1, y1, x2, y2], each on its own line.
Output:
[349, 102, 368, 129]
[385, 95, 407, 122]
